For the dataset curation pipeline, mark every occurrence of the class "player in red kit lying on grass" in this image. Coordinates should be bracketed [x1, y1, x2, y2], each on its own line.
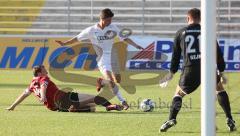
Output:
[6, 65, 123, 112]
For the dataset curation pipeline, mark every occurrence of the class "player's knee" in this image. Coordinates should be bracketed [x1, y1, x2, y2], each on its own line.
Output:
[175, 90, 186, 97]
[94, 96, 107, 105]
[180, 92, 186, 97]
[109, 80, 115, 88]
[115, 75, 121, 83]
[69, 92, 79, 102]
[216, 90, 226, 95]
[216, 82, 224, 91]
[116, 78, 121, 83]
[175, 86, 186, 97]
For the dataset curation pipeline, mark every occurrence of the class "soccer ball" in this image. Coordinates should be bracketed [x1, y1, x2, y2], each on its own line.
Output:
[140, 99, 155, 112]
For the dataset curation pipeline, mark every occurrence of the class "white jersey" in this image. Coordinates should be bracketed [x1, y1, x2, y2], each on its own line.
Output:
[76, 23, 125, 71]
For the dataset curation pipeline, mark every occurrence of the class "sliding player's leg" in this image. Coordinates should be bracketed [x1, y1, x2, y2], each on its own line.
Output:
[76, 92, 123, 111]
[56, 91, 122, 112]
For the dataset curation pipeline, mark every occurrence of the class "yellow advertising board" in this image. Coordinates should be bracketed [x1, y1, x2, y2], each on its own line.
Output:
[0, 37, 127, 70]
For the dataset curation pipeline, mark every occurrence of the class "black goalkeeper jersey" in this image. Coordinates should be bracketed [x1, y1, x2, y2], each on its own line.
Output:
[170, 23, 225, 74]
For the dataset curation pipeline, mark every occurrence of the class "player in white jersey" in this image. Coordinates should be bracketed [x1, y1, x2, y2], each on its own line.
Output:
[56, 8, 143, 110]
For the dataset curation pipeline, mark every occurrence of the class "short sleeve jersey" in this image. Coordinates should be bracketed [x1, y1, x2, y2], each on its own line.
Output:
[27, 76, 60, 110]
[76, 23, 125, 55]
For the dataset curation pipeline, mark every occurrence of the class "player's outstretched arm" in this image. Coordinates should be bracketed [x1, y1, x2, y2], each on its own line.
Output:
[159, 72, 174, 88]
[55, 37, 78, 46]
[39, 84, 47, 103]
[219, 72, 227, 84]
[124, 38, 144, 50]
[6, 89, 31, 111]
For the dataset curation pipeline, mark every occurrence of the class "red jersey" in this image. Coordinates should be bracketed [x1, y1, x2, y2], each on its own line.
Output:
[27, 76, 60, 111]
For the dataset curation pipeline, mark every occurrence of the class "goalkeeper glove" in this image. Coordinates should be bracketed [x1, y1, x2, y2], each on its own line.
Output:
[159, 72, 174, 88]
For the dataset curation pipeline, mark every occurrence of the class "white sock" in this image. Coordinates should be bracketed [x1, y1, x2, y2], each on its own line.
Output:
[113, 85, 125, 102]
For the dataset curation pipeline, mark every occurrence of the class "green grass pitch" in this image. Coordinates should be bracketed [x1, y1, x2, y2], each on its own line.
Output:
[0, 70, 239, 136]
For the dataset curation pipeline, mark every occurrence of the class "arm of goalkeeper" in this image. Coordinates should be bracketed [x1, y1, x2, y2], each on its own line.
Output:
[219, 72, 227, 84]
[159, 72, 174, 88]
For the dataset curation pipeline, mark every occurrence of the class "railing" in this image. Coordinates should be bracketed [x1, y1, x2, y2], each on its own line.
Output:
[0, 0, 238, 37]
[169, 0, 172, 22]
[228, 0, 231, 21]
[64, 0, 234, 35]
[141, 0, 145, 35]
[67, 0, 71, 35]
[91, 0, 94, 21]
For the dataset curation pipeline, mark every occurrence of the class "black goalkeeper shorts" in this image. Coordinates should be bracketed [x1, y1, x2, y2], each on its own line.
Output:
[179, 66, 201, 94]
[179, 66, 221, 94]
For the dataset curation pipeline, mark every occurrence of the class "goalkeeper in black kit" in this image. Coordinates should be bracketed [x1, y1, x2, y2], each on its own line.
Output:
[159, 8, 236, 132]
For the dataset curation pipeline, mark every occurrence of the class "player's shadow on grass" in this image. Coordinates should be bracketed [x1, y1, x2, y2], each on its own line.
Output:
[166, 131, 200, 134]
[166, 130, 239, 134]
[216, 130, 240, 134]
[57, 110, 198, 115]
[94, 111, 166, 115]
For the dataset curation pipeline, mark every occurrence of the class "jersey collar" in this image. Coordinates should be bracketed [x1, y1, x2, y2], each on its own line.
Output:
[95, 23, 111, 30]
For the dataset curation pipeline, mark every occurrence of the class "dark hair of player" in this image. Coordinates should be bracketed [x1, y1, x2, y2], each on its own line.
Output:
[33, 65, 44, 77]
[100, 8, 114, 19]
[187, 8, 201, 22]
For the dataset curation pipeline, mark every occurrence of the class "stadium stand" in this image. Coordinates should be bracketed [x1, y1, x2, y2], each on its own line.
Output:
[0, 0, 239, 38]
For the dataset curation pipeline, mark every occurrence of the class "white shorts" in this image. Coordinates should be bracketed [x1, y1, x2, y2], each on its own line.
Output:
[97, 51, 120, 76]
